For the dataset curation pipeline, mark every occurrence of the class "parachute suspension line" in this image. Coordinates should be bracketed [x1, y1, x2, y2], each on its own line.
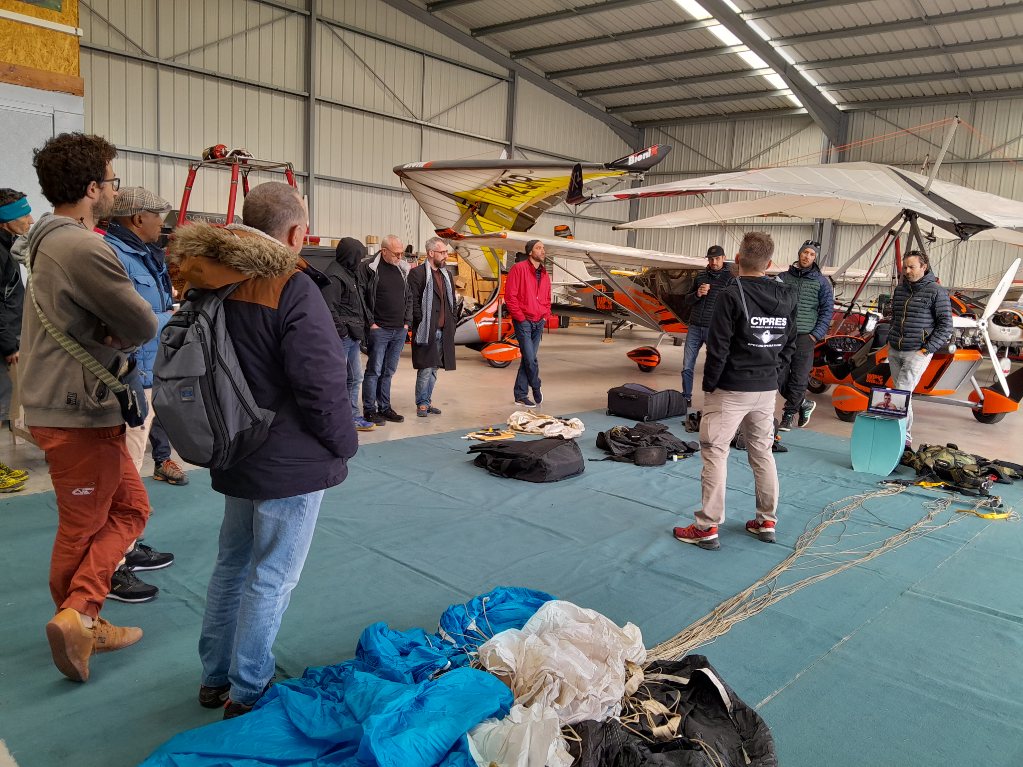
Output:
[647, 485, 996, 661]
[772, 117, 957, 168]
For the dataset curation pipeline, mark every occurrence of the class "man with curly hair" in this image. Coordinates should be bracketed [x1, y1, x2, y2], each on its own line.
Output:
[23, 133, 157, 682]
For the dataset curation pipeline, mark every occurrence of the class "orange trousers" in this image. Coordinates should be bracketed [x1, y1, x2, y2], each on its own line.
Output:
[31, 425, 150, 618]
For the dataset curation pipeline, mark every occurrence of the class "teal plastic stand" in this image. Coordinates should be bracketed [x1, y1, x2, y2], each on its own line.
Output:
[850, 414, 908, 475]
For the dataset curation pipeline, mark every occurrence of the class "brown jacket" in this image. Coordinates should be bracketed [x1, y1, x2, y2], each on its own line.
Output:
[20, 213, 157, 428]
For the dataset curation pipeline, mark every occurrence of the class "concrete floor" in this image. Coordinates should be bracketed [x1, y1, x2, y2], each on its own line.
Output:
[2, 323, 1020, 495]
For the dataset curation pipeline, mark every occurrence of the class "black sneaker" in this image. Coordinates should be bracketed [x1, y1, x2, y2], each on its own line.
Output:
[199, 684, 230, 709]
[365, 411, 387, 425]
[107, 565, 159, 603]
[380, 408, 404, 423]
[778, 413, 794, 432]
[125, 542, 175, 571]
[514, 396, 536, 407]
[533, 389, 543, 406]
[798, 399, 817, 428]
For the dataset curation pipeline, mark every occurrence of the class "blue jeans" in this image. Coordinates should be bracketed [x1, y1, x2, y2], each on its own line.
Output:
[887, 348, 932, 441]
[148, 416, 171, 464]
[415, 329, 443, 408]
[362, 326, 405, 413]
[199, 490, 324, 705]
[681, 325, 710, 400]
[513, 319, 544, 401]
[341, 336, 363, 419]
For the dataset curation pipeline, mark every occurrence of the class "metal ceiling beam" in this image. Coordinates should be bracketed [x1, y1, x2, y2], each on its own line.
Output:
[473, 0, 654, 37]
[548, 43, 745, 79]
[579, 68, 772, 98]
[841, 87, 1023, 112]
[637, 107, 809, 128]
[775, 4, 1023, 46]
[608, 87, 792, 114]
[698, 0, 847, 145]
[426, 0, 481, 11]
[742, 0, 866, 20]
[377, 0, 642, 147]
[510, 18, 717, 59]
[821, 64, 1023, 92]
[806, 36, 1023, 70]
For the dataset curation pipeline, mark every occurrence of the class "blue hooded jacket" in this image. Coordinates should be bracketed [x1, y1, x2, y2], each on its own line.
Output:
[104, 222, 174, 387]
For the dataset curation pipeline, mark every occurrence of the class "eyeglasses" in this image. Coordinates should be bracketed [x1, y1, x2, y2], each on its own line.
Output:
[98, 177, 121, 191]
[429, 249, 448, 255]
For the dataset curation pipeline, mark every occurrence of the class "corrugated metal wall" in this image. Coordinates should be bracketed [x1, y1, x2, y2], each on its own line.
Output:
[78, 0, 633, 251]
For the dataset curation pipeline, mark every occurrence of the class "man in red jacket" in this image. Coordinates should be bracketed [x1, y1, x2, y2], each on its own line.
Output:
[504, 239, 553, 407]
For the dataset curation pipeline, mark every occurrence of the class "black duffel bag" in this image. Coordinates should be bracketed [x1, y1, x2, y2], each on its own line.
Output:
[468, 437, 585, 482]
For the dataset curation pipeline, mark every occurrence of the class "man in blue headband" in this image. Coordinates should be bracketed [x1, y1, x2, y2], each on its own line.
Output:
[0, 189, 32, 486]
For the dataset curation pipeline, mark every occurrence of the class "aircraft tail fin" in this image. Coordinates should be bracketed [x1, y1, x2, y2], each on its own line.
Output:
[606, 144, 671, 173]
[567, 164, 587, 205]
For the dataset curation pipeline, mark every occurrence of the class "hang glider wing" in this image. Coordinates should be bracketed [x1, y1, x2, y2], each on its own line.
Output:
[394, 145, 670, 239]
[616, 193, 1023, 247]
[580, 161, 1023, 242]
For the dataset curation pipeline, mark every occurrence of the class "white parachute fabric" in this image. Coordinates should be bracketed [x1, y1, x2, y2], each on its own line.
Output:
[507, 411, 585, 439]
[477, 600, 647, 725]
[468, 703, 573, 767]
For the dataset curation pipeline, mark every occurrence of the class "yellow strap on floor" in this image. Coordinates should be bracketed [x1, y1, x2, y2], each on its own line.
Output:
[955, 508, 1016, 521]
[463, 428, 517, 441]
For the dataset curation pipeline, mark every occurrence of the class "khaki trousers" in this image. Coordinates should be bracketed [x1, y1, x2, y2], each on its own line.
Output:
[123, 388, 155, 474]
[697, 388, 779, 529]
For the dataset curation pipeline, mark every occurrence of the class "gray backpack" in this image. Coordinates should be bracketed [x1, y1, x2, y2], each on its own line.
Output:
[153, 283, 275, 469]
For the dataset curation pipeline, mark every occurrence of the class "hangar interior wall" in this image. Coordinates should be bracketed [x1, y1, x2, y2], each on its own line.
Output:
[78, 0, 633, 259]
[76, 0, 1023, 293]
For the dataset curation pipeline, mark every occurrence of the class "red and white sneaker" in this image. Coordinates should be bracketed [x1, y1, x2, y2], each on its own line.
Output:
[672, 524, 720, 550]
[745, 519, 776, 543]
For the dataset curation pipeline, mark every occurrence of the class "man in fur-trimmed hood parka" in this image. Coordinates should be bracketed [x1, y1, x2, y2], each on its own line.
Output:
[168, 182, 357, 719]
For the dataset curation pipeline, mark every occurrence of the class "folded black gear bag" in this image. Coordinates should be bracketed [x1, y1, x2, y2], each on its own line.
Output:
[607, 383, 688, 422]
[468, 437, 585, 482]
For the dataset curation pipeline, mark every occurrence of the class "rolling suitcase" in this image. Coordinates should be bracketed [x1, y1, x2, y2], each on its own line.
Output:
[606, 383, 688, 421]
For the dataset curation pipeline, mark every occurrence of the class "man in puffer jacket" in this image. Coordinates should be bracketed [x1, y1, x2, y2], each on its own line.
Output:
[322, 237, 375, 432]
[778, 240, 833, 431]
[886, 250, 953, 445]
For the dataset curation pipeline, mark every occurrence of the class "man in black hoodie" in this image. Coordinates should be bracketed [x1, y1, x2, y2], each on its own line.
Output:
[673, 232, 797, 551]
[323, 237, 376, 432]
[680, 244, 733, 407]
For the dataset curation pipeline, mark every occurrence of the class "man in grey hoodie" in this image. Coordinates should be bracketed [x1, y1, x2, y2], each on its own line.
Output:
[24, 133, 158, 683]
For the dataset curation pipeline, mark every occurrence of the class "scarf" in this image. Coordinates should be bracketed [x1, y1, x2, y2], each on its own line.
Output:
[415, 265, 454, 345]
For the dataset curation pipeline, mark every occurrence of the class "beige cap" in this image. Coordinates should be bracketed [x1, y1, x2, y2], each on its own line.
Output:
[112, 187, 172, 217]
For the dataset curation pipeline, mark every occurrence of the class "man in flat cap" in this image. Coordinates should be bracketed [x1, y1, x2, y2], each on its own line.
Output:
[680, 244, 734, 409]
[103, 186, 177, 603]
[505, 238, 553, 407]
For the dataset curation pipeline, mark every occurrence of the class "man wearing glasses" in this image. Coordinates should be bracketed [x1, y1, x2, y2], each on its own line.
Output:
[778, 239, 834, 431]
[408, 237, 457, 418]
[358, 234, 412, 424]
[23, 133, 158, 682]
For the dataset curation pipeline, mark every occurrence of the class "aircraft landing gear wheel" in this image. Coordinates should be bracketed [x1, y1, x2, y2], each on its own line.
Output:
[835, 408, 857, 423]
[972, 409, 1006, 424]
[807, 377, 828, 394]
[637, 364, 655, 373]
[486, 358, 512, 369]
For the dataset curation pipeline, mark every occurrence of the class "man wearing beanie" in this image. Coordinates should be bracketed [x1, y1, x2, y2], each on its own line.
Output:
[505, 238, 553, 407]
[680, 244, 734, 408]
[778, 239, 834, 431]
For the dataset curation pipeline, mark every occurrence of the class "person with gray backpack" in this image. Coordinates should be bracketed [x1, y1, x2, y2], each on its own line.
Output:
[157, 182, 357, 718]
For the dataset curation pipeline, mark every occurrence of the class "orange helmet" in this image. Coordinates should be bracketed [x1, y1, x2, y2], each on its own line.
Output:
[201, 144, 228, 160]
[627, 346, 661, 371]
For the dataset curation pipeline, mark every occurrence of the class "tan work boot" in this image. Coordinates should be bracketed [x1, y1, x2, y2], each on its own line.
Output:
[45, 608, 94, 682]
[92, 617, 143, 654]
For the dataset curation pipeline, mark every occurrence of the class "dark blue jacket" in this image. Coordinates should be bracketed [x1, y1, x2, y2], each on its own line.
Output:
[171, 223, 357, 500]
[0, 230, 24, 357]
[779, 261, 834, 340]
[105, 222, 174, 387]
[887, 271, 954, 353]
[684, 264, 734, 328]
